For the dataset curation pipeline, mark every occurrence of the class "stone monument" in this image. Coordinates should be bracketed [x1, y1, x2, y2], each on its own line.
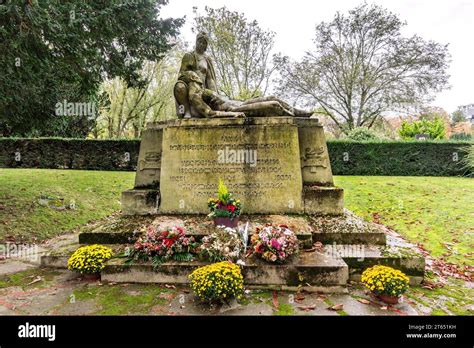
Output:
[122, 32, 343, 216]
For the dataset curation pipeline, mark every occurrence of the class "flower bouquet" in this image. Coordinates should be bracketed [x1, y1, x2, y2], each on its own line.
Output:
[208, 179, 241, 228]
[248, 224, 299, 263]
[128, 225, 198, 267]
[198, 226, 244, 263]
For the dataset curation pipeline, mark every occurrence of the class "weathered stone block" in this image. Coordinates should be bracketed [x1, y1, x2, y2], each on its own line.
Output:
[121, 189, 160, 216]
[159, 117, 304, 214]
[303, 185, 344, 215]
[134, 126, 164, 189]
[295, 117, 334, 186]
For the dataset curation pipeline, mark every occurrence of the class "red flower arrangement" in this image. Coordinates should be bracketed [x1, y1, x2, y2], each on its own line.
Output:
[129, 226, 198, 266]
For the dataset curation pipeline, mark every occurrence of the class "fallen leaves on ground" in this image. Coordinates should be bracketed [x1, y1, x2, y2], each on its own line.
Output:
[26, 276, 42, 286]
[304, 241, 325, 253]
[272, 290, 279, 309]
[294, 293, 305, 303]
[357, 298, 371, 305]
[328, 303, 343, 311]
[297, 304, 317, 311]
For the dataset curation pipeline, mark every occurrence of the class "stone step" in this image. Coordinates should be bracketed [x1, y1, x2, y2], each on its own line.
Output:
[40, 243, 130, 269]
[309, 210, 386, 245]
[78, 214, 313, 248]
[323, 243, 425, 285]
[101, 251, 348, 287]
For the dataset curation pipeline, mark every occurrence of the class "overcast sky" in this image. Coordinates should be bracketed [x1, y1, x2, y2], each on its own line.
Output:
[161, 0, 473, 113]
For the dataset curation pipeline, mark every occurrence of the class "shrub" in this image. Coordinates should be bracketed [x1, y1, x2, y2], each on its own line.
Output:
[328, 141, 471, 176]
[67, 244, 113, 274]
[129, 226, 198, 266]
[248, 224, 299, 263]
[198, 226, 244, 263]
[450, 132, 472, 141]
[346, 127, 380, 141]
[361, 265, 409, 297]
[189, 261, 244, 303]
[398, 117, 446, 140]
[461, 144, 474, 176]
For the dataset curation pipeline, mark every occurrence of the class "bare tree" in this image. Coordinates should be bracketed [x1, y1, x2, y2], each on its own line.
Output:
[193, 6, 276, 100]
[275, 3, 450, 133]
[95, 43, 185, 138]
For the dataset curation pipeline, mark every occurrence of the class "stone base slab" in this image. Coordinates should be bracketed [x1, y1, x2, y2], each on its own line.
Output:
[303, 185, 344, 215]
[101, 251, 348, 286]
[121, 189, 160, 216]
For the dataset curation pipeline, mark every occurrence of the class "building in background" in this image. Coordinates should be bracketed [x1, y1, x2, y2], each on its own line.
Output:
[460, 104, 474, 123]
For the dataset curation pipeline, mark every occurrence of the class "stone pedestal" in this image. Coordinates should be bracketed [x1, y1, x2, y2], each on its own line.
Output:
[122, 116, 343, 216]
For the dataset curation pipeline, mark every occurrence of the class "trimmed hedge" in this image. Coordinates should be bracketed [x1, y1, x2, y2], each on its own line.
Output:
[327, 141, 471, 177]
[0, 138, 471, 176]
[0, 138, 140, 171]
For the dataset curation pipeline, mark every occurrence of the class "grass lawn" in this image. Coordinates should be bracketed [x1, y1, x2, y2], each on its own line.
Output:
[1, 169, 472, 267]
[334, 176, 473, 267]
[0, 169, 134, 242]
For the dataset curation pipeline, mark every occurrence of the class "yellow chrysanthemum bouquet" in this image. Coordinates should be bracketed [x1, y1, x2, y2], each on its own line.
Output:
[189, 261, 244, 303]
[361, 265, 409, 300]
[67, 244, 113, 275]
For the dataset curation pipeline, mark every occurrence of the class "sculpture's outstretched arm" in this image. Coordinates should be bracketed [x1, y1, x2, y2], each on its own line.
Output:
[240, 96, 313, 117]
[230, 101, 295, 117]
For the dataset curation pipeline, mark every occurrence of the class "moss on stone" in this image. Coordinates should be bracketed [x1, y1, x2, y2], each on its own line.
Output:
[0, 268, 62, 290]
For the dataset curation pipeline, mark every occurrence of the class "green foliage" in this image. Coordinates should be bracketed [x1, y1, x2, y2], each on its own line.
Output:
[0, 0, 183, 137]
[461, 144, 474, 174]
[450, 132, 472, 141]
[217, 178, 231, 204]
[346, 128, 380, 141]
[0, 138, 139, 170]
[398, 117, 446, 140]
[328, 140, 471, 176]
[95, 43, 186, 139]
[451, 109, 466, 124]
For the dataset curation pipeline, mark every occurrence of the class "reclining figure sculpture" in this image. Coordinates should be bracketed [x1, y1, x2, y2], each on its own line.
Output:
[173, 32, 313, 119]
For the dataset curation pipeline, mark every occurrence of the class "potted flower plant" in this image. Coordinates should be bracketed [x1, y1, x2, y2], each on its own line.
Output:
[189, 261, 244, 304]
[67, 244, 113, 280]
[361, 265, 410, 304]
[208, 179, 241, 228]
